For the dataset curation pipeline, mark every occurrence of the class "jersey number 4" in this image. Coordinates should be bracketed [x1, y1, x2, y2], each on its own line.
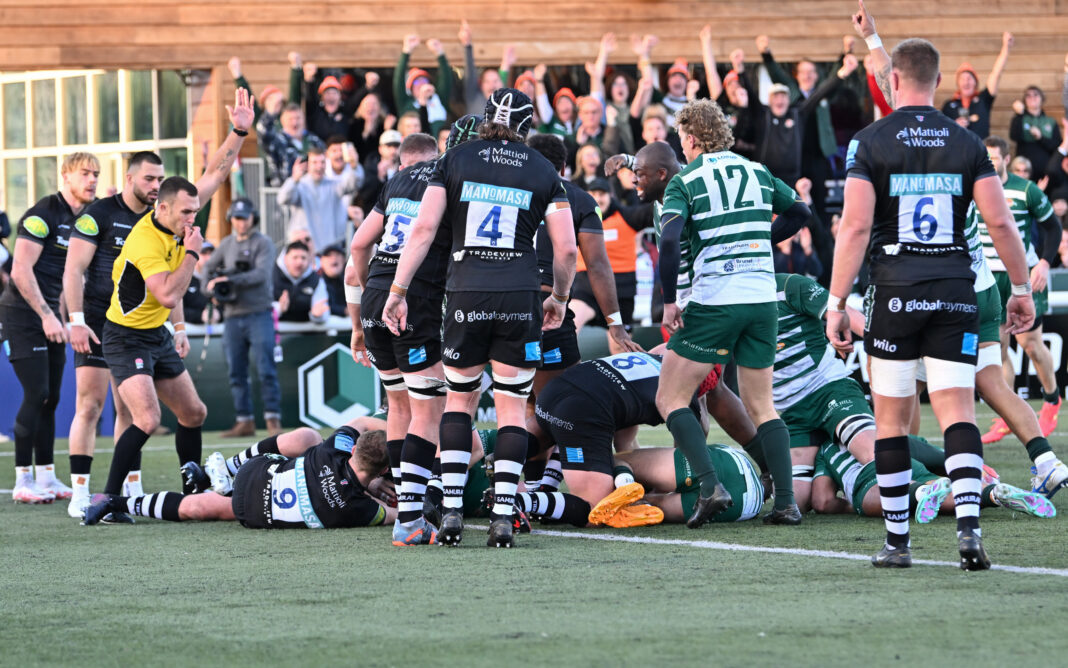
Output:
[465, 202, 519, 249]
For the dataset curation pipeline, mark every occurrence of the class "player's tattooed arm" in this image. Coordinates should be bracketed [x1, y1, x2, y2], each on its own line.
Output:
[195, 88, 254, 200]
[852, 1, 892, 106]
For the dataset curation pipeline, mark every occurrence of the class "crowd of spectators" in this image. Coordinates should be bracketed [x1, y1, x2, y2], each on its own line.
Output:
[226, 26, 1068, 317]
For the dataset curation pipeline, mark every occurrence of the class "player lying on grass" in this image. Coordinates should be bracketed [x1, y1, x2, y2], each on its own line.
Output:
[810, 438, 1055, 520]
[83, 425, 397, 529]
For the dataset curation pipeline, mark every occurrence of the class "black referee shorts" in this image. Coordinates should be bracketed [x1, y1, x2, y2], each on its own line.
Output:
[102, 320, 186, 386]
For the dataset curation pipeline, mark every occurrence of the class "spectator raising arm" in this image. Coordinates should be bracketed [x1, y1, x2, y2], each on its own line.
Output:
[986, 31, 1014, 98]
[699, 25, 723, 103]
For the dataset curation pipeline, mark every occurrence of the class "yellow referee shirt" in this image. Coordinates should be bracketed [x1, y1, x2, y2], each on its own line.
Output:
[106, 211, 185, 330]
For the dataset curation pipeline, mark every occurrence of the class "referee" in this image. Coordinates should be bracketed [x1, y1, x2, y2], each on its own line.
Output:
[827, 2, 1034, 570]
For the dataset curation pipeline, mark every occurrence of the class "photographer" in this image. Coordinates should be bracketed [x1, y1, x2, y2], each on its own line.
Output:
[202, 198, 282, 438]
[183, 241, 220, 325]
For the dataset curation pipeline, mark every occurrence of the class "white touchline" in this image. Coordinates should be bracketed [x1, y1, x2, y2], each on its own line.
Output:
[469, 526, 1068, 578]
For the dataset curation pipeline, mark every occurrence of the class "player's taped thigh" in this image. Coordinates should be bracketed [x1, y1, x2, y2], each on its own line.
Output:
[835, 414, 876, 451]
[923, 356, 975, 393]
[792, 464, 814, 483]
[403, 372, 446, 400]
[492, 368, 537, 399]
[868, 358, 919, 398]
[976, 344, 1001, 371]
[443, 367, 482, 393]
[379, 371, 406, 393]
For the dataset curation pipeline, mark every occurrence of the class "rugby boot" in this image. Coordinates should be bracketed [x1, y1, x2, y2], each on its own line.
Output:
[760, 470, 773, 503]
[958, 527, 991, 571]
[204, 452, 234, 496]
[437, 509, 464, 547]
[604, 501, 664, 528]
[762, 503, 802, 526]
[67, 491, 91, 518]
[391, 518, 437, 546]
[980, 417, 1011, 444]
[981, 464, 1000, 486]
[1038, 397, 1061, 437]
[915, 477, 952, 524]
[180, 461, 211, 494]
[992, 483, 1056, 518]
[587, 482, 645, 526]
[12, 481, 55, 505]
[38, 477, 73, 500]
[85, 493, 134, 524]
[1031, 460, 1068, 498]
[423, 492, 444, 528]
[82, 495, 116, 526]
[871, 543, 912, 568]
[686, 482, 734, 528]
[220, 419, 255, 438]
[513, 505, 532, 533]
[487, 516, 515, 548]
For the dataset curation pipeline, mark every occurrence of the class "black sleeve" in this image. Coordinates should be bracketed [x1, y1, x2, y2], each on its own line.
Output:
[1009, 114, 1025, 143]
[770, 201, 811, 244]
[1037, 214, 1063, 264]
[616, 202, 654, 231]
[658, 213, 684, 304]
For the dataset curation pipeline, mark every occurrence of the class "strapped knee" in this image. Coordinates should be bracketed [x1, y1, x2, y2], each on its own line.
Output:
[380, 371, 406, 393]
[404, 373, 447, 400]
[492, 368, 536, 399]
[923, 357, 975, 393]
[792, 464, 814, 483]
[868, 358, 919, 397]
[444, 368, 482, 394]
[835, 414, 876, 451]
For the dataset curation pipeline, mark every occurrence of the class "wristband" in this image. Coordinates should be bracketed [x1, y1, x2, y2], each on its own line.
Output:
[865, 34, 883, 50]
[345, 283, 363, 305]
[185, 250, 200, 262]
[69, 312, 86, 327]
[174, 322, 186, 332]
[605, 311, 623, 326]
[390, 281, 408, 297]
[1011, 281, 1033, 296]
[232, 127, 249, 137]
[551, 291, 569, 305]
[827, 294, 849, 313]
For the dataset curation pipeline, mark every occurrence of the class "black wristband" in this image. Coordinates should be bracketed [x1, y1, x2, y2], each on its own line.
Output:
[232, 127, 249, 137]
[185, 250, 200, 262]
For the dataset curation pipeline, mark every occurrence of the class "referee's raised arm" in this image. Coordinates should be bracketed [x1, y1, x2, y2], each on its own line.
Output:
[194, 88, 255, 201]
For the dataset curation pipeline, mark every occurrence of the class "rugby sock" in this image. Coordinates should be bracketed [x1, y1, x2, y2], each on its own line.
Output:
[756, 419, 793, 509]
[538, 450, 564, 491]
[104, 426, 151, 496]
[666, 408, 720, 495]
[35, 464, 57, 487]
[491, 426, 527, 518]
[387, 439, 404, 485]
[1043, 388, 1060, 405]
[613, 464, 636, 488]
[439, 412, 473, 510]
[124, 471, 144, 498]
[523, 432, 547, 488]
[70, 455, 92, 497]
[120, 492, 184, 522]
[980, 484, 999, 508]
[175, 424, 202, 468]
[515, 491, 590, 527]
[398, 434, 437, 524]
[14, 466, 32, 488]
[229, 436, 281, 475]
[428, 458, 443, 498]
[1027, 439, 1055, 466]
[944, 422, 984, 537]
[907, 435, 946, 476]
[875, 436, 912, 549]
[742, 436, 768, 474]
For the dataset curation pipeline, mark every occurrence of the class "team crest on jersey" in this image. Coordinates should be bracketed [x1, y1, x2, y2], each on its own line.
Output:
[134, 358, 144, 370]
[915, 115, 925, 122]
[23, 216, 49, 238]
[723, 260, 735, 272]
[75, 215, 99, 236]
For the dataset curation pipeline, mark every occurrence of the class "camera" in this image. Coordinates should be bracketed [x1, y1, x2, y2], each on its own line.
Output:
[211, 260, 251, 304]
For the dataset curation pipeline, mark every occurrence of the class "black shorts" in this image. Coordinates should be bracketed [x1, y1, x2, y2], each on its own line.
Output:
[571, 271, 636, 328]
[361, 287, 443, 373]
[539, 306, 581, 372]
[102, 320, 186, 386]
[864, 278, 979, 364]
[534, 380, 614, 475]
[442, 291, 543, 368]
[74, 307, 109, 369]
[231, 455, 276, 529]
[0, 303, 52, 361]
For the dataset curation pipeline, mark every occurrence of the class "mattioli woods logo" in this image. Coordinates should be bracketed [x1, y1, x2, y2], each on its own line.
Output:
[297, 343, 381, 428]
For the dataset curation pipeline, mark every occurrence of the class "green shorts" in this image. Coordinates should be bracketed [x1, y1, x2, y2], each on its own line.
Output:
[976, 284, 1002, 344]
[781, 377, 873, 449]
[851, 458, 939, 516]
[994, 271, 1047, 329]
[677, 445, 764, 522]
[667, 301, 778, 367]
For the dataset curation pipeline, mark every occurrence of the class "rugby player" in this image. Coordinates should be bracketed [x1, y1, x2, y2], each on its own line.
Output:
[0, 152, 99, 504]
[810, 438, 1055, 521]
[383, 88, 577, 547]
[656, 100, 812, 528]
[83, 427, 395, 529]
[828, 3, 1035, 569]
[91, 86, 255, 521]
[348, 132, 448, 546]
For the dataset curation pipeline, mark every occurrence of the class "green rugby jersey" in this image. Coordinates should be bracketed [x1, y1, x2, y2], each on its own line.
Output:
[773, 274, 849, 410]
[813, 440, 868, 506]
[661, 151, 798, 306]
[652, 200, 693, 304]
[970, 172, 1053, 272]
[963, 211, 996, 292]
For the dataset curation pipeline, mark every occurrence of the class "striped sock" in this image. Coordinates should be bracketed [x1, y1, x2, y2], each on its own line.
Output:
[538, 450, 564, 491]
[944, 422, 983, 537]
[387, 439, 404, 486]
[398, 434, 437, 524]
[515, 491, 590, 527]
[491, 426, 527, 518]
[228, 435, 281, 475]
[122, 492, 184, 521]
[439, 413, 473, 510]
[875, 436, 912, 549]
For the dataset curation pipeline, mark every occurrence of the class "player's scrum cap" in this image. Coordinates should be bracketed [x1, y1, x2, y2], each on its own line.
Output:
[484, 88, 534, 137]
[379, 130, 403, 146]
[318, 76, 342, 96]
[768, 83, 791, 96]
[447, 114, 482, 151]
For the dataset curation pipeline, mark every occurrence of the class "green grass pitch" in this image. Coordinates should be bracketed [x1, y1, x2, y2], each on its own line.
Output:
[2, 402, 1067, 666]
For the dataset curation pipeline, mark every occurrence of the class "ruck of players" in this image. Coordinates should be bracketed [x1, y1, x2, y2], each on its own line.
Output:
[5, 2, 1068, 572]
